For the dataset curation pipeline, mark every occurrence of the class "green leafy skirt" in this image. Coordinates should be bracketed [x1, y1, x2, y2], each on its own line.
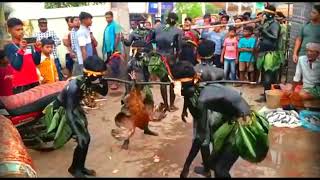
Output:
[40, 101, 86, 149]
[257, 51, 284, 72]
[211, 111, 270, 163]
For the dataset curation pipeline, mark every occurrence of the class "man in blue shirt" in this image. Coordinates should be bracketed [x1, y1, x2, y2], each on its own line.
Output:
[202, 22, 224, 68]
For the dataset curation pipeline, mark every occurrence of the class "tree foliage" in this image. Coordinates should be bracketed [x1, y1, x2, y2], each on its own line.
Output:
[175, 3, 203, 22]
[205, 3, 219, 15]
[44, 2, 106, 9]
[174, 3, 219, 23]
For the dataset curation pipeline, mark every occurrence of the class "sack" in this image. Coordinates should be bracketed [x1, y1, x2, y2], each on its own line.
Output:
[148, 53, 167, 79]
[212, 111, 269, 163]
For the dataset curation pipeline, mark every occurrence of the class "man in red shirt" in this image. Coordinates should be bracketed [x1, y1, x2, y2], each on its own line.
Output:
[4, 18, 41, 94]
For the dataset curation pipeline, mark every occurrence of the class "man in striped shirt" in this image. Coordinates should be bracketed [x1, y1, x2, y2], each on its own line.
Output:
[33, 18, 63, 80]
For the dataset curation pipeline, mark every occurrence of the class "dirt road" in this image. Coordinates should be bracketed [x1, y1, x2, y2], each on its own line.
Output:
[28, 85, 320, 177]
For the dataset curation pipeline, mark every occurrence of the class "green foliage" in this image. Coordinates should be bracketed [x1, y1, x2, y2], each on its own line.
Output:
[44, 2, 106, 9]
[175, 3, 219, 22]
[205, 3, 219, 15]
[175, 2, 203, 22]
[212, 111, 269, 163]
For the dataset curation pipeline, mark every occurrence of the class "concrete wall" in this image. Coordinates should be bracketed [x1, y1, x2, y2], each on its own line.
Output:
[14, 3, 130, 68]
[287, 3, 314, 82]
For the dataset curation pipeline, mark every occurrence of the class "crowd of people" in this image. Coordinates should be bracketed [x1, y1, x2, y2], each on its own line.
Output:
[0, 3, 319, 178]
[1, 4, 319, 101]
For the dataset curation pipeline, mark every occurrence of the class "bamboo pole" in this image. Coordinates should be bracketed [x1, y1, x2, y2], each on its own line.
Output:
[102, 77, 257, 86]
[191, 18, 262, 30]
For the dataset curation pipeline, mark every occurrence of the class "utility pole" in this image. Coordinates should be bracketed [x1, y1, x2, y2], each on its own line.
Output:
[0, 3, 7, 49]
[238, 3, 242, 15]
[158, 2, 162, 21]
[202, 2, 206, 15]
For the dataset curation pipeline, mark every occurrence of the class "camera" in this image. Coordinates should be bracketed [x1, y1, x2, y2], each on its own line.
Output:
[24, 37, 37, 44]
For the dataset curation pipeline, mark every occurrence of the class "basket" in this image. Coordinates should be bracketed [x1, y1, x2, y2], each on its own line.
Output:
[265, 90, 283, 109]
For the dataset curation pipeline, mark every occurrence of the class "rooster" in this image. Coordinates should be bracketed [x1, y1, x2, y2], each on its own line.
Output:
[111, 71, 166, 150]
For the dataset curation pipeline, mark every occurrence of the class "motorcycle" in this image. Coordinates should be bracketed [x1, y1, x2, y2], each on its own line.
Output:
[0, 81, 69, 151]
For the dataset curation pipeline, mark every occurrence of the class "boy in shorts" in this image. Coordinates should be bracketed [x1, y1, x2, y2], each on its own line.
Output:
[238, 26, 256, 82]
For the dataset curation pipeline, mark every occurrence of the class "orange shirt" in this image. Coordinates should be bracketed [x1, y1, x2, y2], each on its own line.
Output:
[37, 54, 58, 84]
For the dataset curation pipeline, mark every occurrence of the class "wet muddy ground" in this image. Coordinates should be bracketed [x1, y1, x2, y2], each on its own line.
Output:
[28, 85, 320, 177]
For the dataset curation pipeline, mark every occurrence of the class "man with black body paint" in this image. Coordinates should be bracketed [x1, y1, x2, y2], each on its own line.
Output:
[173, 41, 251, 178]
[56, 55, 108, 178]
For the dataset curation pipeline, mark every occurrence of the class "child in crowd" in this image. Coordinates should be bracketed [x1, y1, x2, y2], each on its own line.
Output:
[221, 26, 238, 80]
[238, 26, 256, 82]
[4, 18, 41, 94]
[0, 50, 14, 96]
[37, 38, 59, 84]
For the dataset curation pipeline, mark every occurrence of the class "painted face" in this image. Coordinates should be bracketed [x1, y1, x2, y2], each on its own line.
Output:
[39, 23, 48, 33]
[8, 25, 24, 40]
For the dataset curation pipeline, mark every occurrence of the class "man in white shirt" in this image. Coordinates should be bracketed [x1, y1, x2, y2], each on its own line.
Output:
[293, 42, 320, 89]
[77, 12, 94, 64]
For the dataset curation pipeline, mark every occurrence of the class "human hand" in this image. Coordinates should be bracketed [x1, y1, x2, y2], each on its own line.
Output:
[128, 71, 136, 80]
[70, 51, 76, 59]
[20, 40, 28, 50]
[220, 58, 224, 64]
[293, 54, 299, 64]
[34, 41, 42, 49]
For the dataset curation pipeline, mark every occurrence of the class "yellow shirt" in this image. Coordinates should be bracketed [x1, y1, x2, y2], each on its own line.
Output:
[37, 54, 58, 84]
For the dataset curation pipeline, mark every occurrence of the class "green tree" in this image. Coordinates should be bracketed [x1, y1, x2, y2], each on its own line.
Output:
[44, 2, 106, 9]
[0, 3, 12, 49]
[175, 2, 203, 22]
[205, 3, 219, 15]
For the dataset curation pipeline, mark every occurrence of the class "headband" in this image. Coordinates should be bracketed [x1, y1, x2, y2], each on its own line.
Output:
[83, 69, 104, 77]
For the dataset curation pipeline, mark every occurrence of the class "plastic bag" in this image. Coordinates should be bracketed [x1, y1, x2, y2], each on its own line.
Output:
[299, 110, 320, 132]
